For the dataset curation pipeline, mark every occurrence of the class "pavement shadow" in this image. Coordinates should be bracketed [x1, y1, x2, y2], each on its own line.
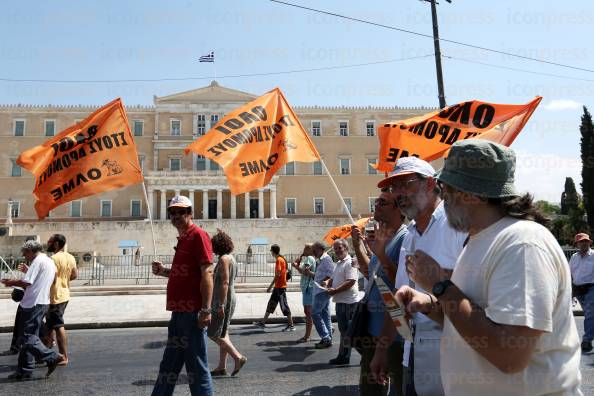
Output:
[292, 385, 359, 395]
[256, 340, 301, 347]
[276, 362, 354, 373]
[0, 364, 18, 374]
[132, 374, 191, 387]
[0, 375, 47, 384]
[255, 341, 316, 363]
[143, 341, 167, 349]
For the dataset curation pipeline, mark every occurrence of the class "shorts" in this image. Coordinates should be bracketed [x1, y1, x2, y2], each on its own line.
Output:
[45, 301, 69, 329]
[301, 287, 313, 306]
[266, 288, 291, 316]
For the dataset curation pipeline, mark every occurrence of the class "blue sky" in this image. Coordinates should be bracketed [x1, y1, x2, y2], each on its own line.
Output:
[2, 0, 592, 202]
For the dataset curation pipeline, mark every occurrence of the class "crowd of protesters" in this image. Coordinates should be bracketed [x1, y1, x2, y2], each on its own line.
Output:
[1, 139, 590, 395]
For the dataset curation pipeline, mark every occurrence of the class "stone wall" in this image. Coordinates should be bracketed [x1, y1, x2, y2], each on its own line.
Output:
[0, 218, 349, 257]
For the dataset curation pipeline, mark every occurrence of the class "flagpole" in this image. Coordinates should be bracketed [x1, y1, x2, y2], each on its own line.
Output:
[141, 182, 157, 256]
[319, 159, 356, 225]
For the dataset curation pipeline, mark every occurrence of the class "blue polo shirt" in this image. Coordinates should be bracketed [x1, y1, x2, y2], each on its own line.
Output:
[366, 226, 407, 337]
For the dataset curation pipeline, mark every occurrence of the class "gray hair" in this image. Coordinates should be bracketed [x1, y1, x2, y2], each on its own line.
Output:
[332, 238, 349, 249]
[21, 240, 43, 253]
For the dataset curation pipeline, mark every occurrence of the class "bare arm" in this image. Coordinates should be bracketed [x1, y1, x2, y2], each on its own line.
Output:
[328, 279, 356, 296]
[351, 227, 370, 277]
[152, 261, 170, 277]
[1, 279, 30, 289]
[70, 266, 78, 281]
[216, 257, 230, 306]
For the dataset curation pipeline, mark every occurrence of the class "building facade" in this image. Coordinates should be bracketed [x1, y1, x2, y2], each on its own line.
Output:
[0, 82, 433, 254]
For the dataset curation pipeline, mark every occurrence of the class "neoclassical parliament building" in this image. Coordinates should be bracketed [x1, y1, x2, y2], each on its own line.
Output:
[0, 82, 432, 254]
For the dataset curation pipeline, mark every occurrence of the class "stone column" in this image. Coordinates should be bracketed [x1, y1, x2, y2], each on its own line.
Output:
[159, 189, 167, 220]
[216, 189, 223, 219]
[258, 189, 264, 219]
[202, 190, 209, 220]
[230, 193, 237, 219]
[244, 192, 250, 219]
[188, 189, 195, 218]
[269, 187, 277, 219]
[147, 188, 154, 219]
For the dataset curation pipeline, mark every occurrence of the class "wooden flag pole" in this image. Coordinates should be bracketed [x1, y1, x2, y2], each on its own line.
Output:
[141, 182, 157, 256]
[320, 159, 356, 225]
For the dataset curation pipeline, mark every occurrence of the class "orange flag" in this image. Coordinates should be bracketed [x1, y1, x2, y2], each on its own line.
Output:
[324, 217, 371, 245]
[17, 98, 143, 219]
[375, 97, 542, 172]
[184, 88, 321, 195]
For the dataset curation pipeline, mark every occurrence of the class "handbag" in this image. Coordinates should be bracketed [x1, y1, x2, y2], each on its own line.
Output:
[11, 287, 24, 302]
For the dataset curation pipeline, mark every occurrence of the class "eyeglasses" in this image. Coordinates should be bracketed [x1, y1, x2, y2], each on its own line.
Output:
[387, 177, 423, 193]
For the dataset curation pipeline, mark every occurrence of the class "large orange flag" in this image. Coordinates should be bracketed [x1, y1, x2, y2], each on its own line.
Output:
[324, 217, 371, 245]
[376, 97, 542, 172]
[17, 98, 143, 219]
[184, 88, 321, 195]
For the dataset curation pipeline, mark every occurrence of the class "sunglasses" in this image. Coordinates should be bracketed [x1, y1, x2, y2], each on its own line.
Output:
[387, 177, 423, 193]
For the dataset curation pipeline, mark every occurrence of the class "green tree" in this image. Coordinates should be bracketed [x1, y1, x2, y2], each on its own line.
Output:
[561, 177, 579, 215]
[580, 106, 594, 231]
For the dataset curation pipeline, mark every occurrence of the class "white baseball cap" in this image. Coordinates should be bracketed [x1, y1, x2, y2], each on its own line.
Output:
[377, 157, 436, 189]
[168, 195, 192, 208]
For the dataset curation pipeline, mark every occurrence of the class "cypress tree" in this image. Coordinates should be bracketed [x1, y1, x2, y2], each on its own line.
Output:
[580, 106, 594, 231]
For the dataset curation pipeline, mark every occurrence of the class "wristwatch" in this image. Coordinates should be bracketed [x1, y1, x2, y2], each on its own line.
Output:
[199, 308, 212, 315]
[432, 279, 454, 299]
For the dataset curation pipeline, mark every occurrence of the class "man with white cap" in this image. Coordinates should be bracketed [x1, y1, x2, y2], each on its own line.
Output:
[569, 232, 594, 352]
[397, 140, 582, 395]
[151, 195, 215, 396]
[371, 156, 466, 396]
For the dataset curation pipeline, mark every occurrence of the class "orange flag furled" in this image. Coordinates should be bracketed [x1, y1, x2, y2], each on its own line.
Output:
[324, 217, 371, 245]
[375, 97, 542, 172]
[184, 88, 321, 195]
[17, 98, 143, 219]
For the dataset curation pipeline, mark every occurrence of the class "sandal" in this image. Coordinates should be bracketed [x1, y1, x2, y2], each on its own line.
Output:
[210, 368, 228, 377]
[231, 356, 247, 376]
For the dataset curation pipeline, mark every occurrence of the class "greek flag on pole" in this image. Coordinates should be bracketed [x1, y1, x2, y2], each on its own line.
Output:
[199, 52, 215, 62]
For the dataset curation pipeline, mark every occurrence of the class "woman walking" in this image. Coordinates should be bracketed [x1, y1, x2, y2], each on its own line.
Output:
[291, 243, 316, 342]
[208, 230, 247, 377]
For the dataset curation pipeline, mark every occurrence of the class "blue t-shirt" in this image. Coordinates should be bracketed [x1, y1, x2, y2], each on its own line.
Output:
[366, 226, 407, 337]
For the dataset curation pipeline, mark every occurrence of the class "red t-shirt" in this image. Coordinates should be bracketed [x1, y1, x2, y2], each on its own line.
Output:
[166, 223, 213, 312]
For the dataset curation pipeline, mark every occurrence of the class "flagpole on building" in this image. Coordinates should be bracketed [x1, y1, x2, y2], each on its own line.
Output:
[319, 159, 356, 225]
[141, 182, 157, 256]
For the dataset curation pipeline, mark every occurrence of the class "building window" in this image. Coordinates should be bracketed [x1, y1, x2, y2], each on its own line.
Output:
[285, 162, 295, 176]
[131, 199, 142, 217]
[368, 158, 378, 175]
[10, 159, 21, 177]
[196, 155, 206, 171]
[169, 158, 181, 171]
[340, 158, 351, 175]
[210, 114, 219, 129]
[10, 201, 20, 218]
[197, 114, 206, 135]
[133, 120, 144, 136]
[14, 120, 25, 136]
[170, 119, 181, 136]
[137, 155, 145, 173]
[45, 120, 56, 137]
[339, 121, 349, 137]
[70, 200, 82, 217]
[366, 120, 375, 136]
[342, 198, 352, 214]
[311, 120, 321, 136]
[313, 161, 323, 175]
[314, 198, 324, 215]
[286, 198, 296, 215]
[100, 200, 112, 217]
[369, 197, 378, 213]
[209, 160, 220, 171]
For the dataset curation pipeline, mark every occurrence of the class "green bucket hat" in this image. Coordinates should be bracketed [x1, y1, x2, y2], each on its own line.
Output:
[437, 140, 518, 198]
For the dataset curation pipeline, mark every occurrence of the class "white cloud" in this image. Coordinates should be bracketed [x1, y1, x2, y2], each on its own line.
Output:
[514, 150, 581, 203]
[543, 99, 582, 111]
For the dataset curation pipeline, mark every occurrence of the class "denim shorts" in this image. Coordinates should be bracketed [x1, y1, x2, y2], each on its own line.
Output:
[302, 287, 313, 306]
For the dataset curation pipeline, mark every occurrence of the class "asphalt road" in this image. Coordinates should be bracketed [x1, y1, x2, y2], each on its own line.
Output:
[0, 318, 592, 396]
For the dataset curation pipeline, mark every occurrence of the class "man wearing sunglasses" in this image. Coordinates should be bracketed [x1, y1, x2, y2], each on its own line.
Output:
[151, 195, 215, 396]
[371, 157, 467, 396]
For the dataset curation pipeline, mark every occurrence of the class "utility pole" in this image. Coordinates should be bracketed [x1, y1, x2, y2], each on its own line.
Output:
[425, 0, 449, 109]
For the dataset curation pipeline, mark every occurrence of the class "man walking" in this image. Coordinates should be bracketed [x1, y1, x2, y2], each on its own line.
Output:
[151, 195, 215, 396]
[569, 232, 594, 352]
[311, 242, 336, 349]
[397, 140, 582, 395]
[255, 244, 295, 331]
[43, 234, 77, 365]
[2, 240, 65, 380]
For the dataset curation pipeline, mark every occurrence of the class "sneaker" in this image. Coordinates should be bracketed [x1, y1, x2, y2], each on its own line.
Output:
[282, 325, 296, 332]
[582, 341, 592, 352]
[253, 321, 266, 329]
[315, 339, 332, 349]
[329, 357, 350, 365]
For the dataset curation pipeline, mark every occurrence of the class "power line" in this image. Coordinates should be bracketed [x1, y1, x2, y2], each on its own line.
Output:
[269, 0, 594, 74]
[444, 55, 594, 83]
[0, 54, 433, 83]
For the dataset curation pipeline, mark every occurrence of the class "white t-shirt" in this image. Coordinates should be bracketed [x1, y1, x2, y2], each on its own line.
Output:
[20, 253, 56, 309]
[441, 217, 582, 396]
[331, 255, 360, 304]
[314, 252, 335, 295]
[569, 249, 594, 285]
